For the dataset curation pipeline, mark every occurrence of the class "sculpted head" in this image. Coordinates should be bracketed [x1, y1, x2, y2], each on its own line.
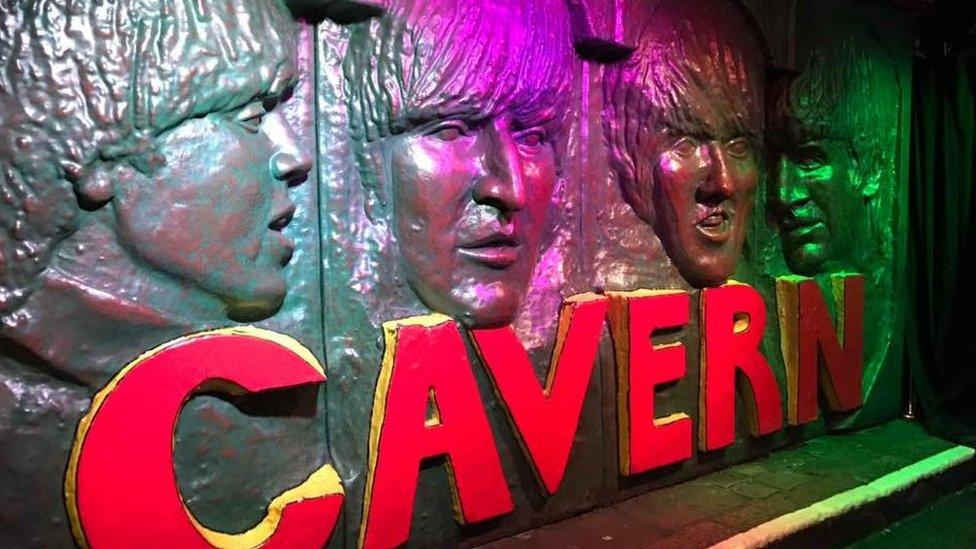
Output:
[0, 0, 310, 321]
[603, 0, 765, 287]
[768, 23, 898, 275]
[344, 0, 574, 328]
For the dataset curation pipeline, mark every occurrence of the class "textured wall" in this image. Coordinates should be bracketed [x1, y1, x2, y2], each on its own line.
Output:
[0, 0, 912, 547]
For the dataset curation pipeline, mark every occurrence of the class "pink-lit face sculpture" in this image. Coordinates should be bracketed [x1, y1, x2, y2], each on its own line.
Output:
[387, 112, 559, 328]
[346, 0, 573, 327]
[649, 120, 759, 288]
[604, 0, 765, 287]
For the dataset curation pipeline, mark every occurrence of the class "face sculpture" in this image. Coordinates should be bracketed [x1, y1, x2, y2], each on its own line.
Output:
[345, 0, 573, 327]
[769, 28, 898, 276]
[603, 0, 765, 287]
[387, 115, 558, 328]
[771, 139, 860, 275]
[0, 0, 310, 321]
[113, 100, 311, 320]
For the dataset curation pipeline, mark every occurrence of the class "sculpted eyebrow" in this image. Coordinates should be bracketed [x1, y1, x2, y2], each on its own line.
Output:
[513, 106, 560, 130]
[397, 103, 486, 130]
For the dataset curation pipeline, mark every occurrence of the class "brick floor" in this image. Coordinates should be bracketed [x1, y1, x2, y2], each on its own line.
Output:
[480, 420, 961, 549]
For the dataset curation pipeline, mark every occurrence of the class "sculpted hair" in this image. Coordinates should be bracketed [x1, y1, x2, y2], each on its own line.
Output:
[770, 21, 900, 201]
[343, 0, 575, 197]
[602, 0, 765, 220]
[0, 0, 297, 315]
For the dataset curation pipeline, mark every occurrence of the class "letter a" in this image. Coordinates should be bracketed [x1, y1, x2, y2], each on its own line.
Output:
[360, 315, 512, 549]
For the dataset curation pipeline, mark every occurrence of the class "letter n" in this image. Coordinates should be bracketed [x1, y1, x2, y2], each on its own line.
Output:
[360, 315, 512, 549]
[776, 273, 864, 425]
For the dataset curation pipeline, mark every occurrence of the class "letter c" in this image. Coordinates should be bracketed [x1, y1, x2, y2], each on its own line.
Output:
[65, 327, 343, 549]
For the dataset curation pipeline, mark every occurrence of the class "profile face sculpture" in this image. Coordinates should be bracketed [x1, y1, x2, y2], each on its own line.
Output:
[769, 25, 898, 275]
[0, 1, 312, 544]
[345, 0, 574, 328]
[603, 0, 765, 287]
[112, 98, 309, 319]
[0, 0, 310, 326]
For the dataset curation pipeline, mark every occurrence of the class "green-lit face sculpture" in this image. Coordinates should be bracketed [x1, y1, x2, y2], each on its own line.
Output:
[772, 138, 861, 275]
[769, 24, 899, 276]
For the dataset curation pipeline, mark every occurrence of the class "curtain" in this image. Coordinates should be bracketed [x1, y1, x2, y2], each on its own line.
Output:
[907, 15, 976, 445]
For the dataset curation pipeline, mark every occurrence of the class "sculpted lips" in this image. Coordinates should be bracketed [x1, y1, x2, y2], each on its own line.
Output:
[780, 209, 825, 238]
[268, 201, 297, 265]
[457, 229, 521, 269]
[695, 206, 732, 244]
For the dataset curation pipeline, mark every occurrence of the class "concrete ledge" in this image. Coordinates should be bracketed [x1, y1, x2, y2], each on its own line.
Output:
[716, 446, 975, 548]
[481, 421, 975, 549]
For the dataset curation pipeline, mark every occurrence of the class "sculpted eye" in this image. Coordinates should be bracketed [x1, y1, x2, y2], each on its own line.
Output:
[726, 138, 751, 158]
[428, 121, 468, 142]
[671, 137, 698, 158]
[796, 144, 827, 170]
[235, 101, 267, 133]
[516, 128, 548, 149]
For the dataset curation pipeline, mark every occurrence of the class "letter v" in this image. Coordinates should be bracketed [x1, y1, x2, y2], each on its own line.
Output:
[471, 293, 608, 495]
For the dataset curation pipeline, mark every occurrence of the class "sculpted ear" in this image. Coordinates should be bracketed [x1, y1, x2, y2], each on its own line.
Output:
[68, 164, 114, 207]
[860, 169, 881, 200]
[853, 145, 886, 201]
[73, 133, 166, 208]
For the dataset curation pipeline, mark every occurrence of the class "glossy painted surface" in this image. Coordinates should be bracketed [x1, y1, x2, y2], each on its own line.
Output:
[386, 113, 558, 328]
[768, 19, 900, 278]
[0, 0, 913, 547]
[754, 0, 909, 433]
[0, 1, 328, 546]
[343, 0, 574, 329]
[602, 0, 765, 288]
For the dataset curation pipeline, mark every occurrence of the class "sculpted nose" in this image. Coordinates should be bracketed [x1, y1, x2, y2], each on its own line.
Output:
[776, 156, 809, 206]
[264, 111, 312, 184]
[271, 149, 312, 184]
[473, 120, 526, 213]
[699, 144, 736, 201]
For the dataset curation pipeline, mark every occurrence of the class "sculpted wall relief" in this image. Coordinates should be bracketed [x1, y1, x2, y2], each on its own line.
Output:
[755, 0, 911, 427]
[0, 1, 327, 545]
[0, 0, 912, 547]
[320, 1, 599, 544]
[603, 0, 765, 289]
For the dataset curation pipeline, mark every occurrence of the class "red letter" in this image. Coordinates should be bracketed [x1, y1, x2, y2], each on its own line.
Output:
[360, 315, 512, 549]
[472, 293, 608, 495]
[66, 328, 344, 549]
[608, 289, 693, 475]
[700, 283, 783, 451]
[777, 273, 864, 425]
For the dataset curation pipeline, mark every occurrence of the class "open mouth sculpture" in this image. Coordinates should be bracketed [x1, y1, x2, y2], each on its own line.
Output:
[696, 206, 732, 244]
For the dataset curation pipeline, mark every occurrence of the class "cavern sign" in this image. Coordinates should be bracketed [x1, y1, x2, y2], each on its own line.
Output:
[67, 276, 863, 549]
[1, 0, 910, 546]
